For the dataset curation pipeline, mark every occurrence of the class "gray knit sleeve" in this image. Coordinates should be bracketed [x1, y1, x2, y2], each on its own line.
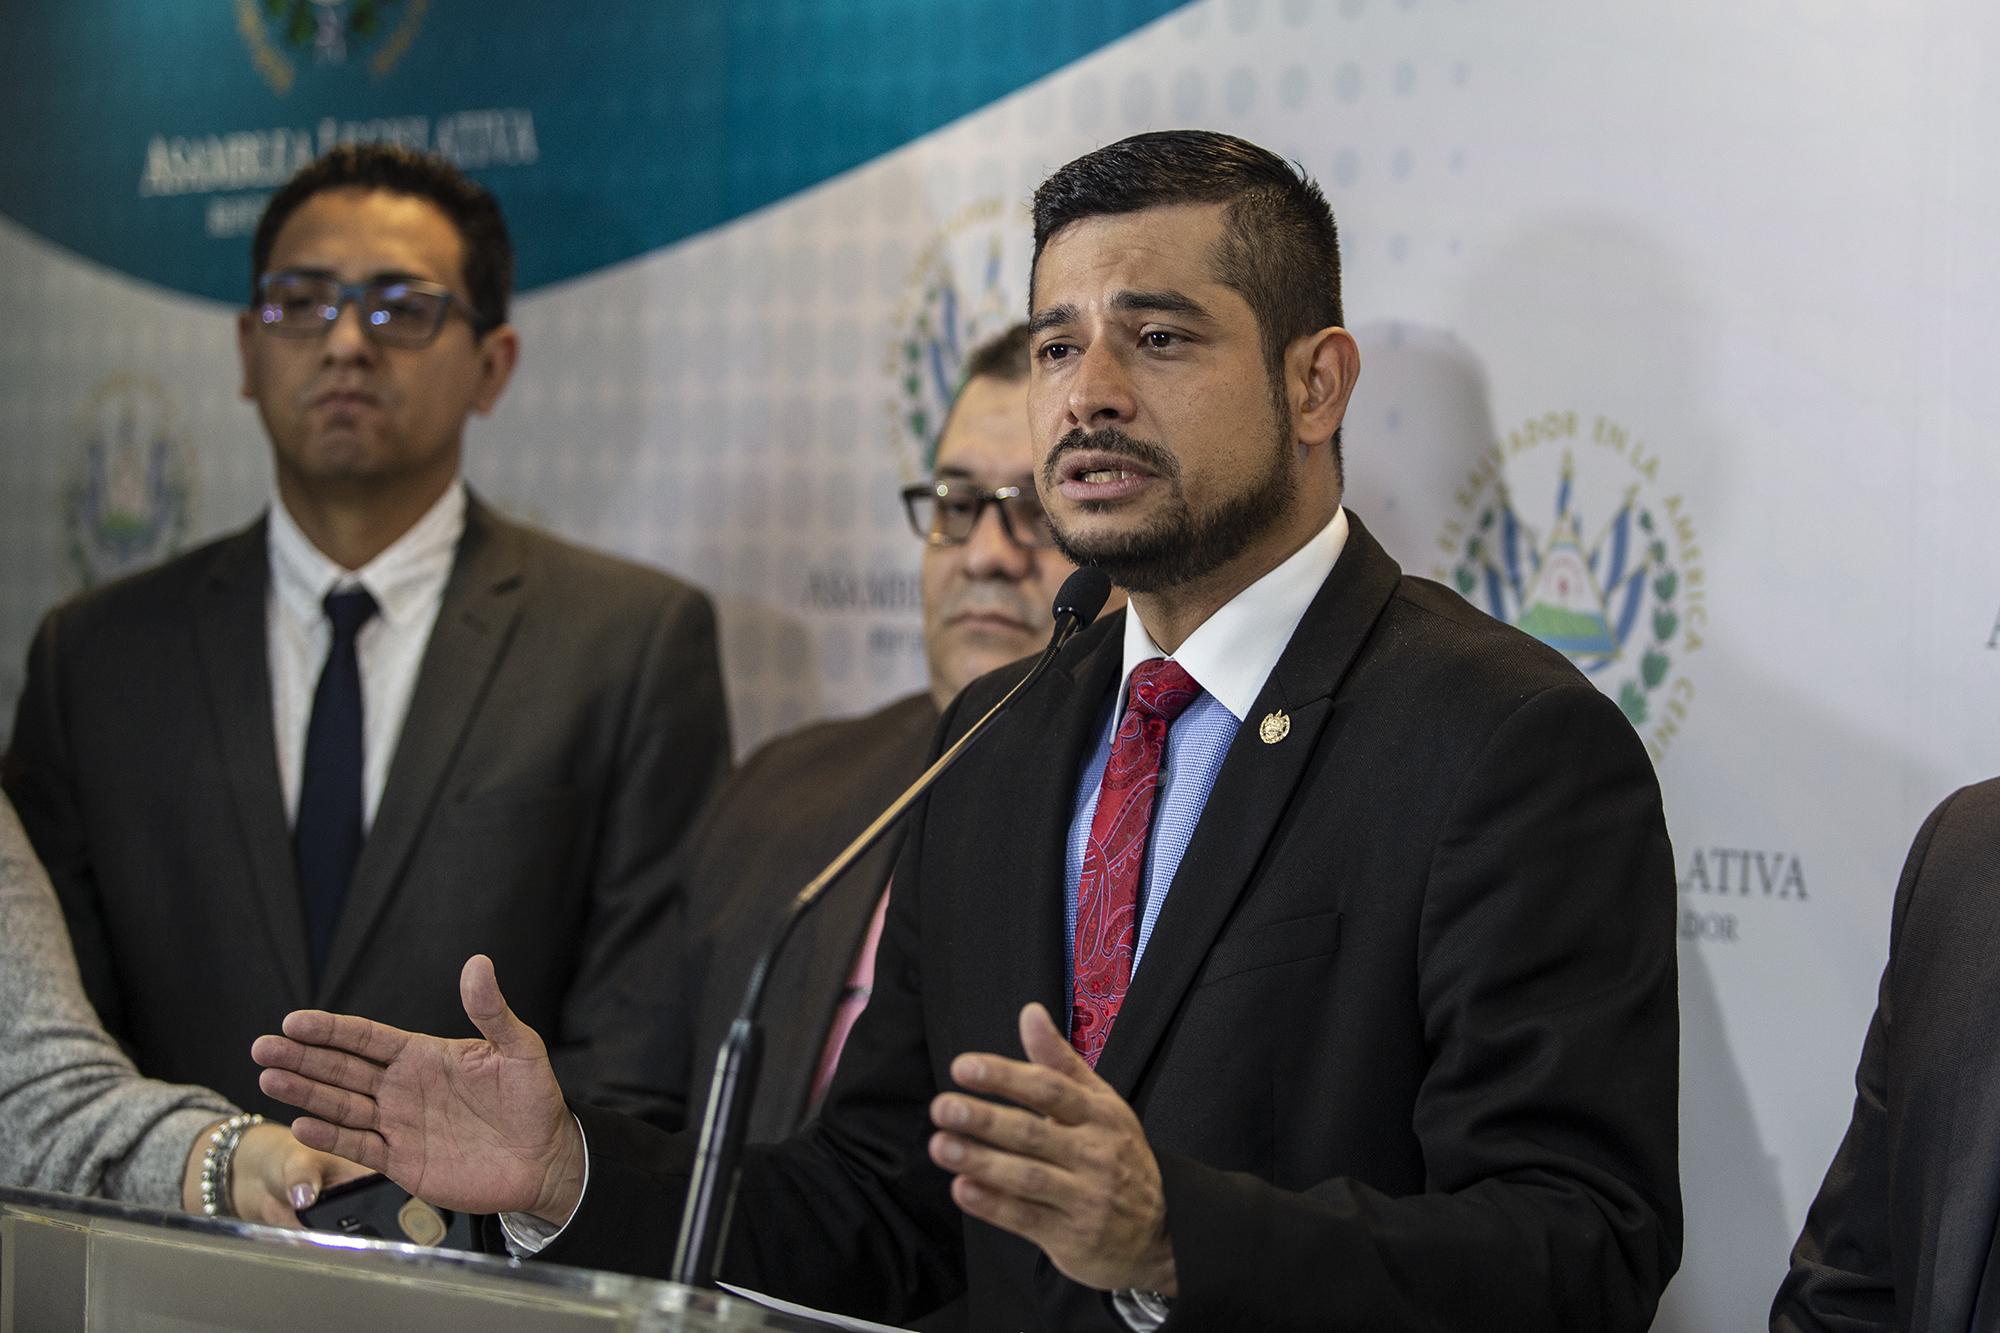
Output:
[1, 795, 233, 1207]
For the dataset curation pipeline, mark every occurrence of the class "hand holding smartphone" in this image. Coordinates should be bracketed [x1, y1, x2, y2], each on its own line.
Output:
[297, 1173, 477, 1250]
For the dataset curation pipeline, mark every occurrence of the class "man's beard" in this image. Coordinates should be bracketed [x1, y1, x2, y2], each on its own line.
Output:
[1041, 411, 1297, 596]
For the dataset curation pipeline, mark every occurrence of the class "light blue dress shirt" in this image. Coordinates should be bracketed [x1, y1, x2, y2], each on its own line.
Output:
[1061, 506, 1351, 1018]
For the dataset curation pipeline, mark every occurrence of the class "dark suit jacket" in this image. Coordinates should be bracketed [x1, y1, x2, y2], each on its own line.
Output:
[2, 495, 730, 1120]
[544, 515, 1682, 1331]
[1773, 779, 2000, 1332]
[593, 691, 938, 1138]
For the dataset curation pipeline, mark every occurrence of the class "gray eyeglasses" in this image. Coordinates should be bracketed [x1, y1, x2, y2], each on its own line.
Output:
[253, 271, 489, 348]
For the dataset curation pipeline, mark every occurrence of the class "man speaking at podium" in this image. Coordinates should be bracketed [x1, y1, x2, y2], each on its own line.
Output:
[256, 131, 1682, 1331]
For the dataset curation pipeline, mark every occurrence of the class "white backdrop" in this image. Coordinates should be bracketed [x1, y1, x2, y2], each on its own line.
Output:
[5, 3, 2000, 1325]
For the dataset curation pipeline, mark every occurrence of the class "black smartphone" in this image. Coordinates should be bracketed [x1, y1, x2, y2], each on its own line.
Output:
[296, 1173, 477, 1250]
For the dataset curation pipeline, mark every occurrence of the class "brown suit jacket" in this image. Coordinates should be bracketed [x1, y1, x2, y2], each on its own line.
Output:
[2, 495, 730, 1120]
[593, 691, 938, 1139]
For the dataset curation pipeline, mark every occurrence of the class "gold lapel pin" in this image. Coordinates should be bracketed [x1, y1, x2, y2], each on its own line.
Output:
[1258, 709, 1291, 744]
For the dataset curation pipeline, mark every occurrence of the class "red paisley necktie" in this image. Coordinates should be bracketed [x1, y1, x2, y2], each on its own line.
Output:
[1070, 658, 1201, 1066]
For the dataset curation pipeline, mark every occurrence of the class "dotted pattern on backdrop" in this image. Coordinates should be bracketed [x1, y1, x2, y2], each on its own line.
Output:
[464, 0, 1488, 753]
[11, 7, 2000, 1332]
[0, 217, 278, 722]
[0, 0, 1486, 758]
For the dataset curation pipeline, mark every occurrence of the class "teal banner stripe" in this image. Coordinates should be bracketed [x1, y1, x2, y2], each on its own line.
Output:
[0, 1, 1187, 304]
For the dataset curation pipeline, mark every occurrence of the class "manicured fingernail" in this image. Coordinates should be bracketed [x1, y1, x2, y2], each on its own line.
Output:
[939, 1098, 968, 1127]
[289, 1184, 316, 1210]
[955, 1057, 984, 1084]
[934, 1134, 964, 1165]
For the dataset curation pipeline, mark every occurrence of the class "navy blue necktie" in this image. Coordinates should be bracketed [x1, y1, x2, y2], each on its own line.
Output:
[295, 586, 377, 985]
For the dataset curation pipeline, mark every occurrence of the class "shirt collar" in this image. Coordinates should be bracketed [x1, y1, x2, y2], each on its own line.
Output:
[267, 481, 468, 628]
[1117, 506, 1349, 723]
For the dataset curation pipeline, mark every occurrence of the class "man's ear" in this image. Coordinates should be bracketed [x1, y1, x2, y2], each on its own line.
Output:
[1288, 325, 1360, 450]
[470, 325, 520, 415]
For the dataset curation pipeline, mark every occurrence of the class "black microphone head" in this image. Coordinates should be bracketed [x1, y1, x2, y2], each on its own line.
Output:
[1053, 567, 1113, 628]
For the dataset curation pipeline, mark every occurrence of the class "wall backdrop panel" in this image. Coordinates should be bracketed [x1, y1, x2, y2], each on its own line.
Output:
[4, 3, 1997, 1325]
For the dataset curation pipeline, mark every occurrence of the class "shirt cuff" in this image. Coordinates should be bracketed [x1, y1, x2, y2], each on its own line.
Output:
[496, 1113, 589, 1256]
[1111, 1288, 1172, 1330]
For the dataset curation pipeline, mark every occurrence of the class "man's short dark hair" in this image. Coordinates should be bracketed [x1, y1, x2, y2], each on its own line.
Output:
[960, 321, 1032, 385]
[927, 322, 1032, 469]
[1031, 131, 1344, 462]
[250, 144, 514, 333]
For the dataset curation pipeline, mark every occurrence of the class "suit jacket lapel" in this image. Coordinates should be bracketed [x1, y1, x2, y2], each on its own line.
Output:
[951, 619, 1126, 1062]
[191, 519, 313, 1004]
[318, 499, 525, 1001]
[1094, 518, 1404, 1100]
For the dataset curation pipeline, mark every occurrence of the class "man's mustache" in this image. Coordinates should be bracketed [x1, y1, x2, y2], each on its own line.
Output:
[1040, 428, 1181, 490]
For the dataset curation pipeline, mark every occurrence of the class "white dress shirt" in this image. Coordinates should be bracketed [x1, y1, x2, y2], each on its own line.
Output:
[266, 482, 465, 830]
[1114, 505, 1350, 727]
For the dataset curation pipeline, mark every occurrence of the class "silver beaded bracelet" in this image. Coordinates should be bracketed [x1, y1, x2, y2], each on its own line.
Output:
[198, 1113, 265, 1218]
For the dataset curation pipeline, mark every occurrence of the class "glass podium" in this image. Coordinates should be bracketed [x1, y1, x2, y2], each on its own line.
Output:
[0, 1185, 848, 1332]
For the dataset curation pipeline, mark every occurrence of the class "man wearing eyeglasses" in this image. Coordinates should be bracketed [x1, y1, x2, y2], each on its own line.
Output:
[909, 325, 1086, 719]
[2, 144, 730, 1126]
[611, 324, 1112, 1153]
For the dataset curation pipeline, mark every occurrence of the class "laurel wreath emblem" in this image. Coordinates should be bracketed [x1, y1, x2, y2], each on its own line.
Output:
[1452, 460, 1683, 728]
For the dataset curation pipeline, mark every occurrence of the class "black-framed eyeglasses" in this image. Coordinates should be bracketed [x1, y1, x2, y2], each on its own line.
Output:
[252, 272, 488, 348]
[901, 479, 1058, 550]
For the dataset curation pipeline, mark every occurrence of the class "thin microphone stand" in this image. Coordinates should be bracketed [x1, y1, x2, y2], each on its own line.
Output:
[669, 569, 1110, 1288]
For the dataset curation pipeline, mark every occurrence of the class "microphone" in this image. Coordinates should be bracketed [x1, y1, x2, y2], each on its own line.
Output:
[669, 567, 1112, 1288]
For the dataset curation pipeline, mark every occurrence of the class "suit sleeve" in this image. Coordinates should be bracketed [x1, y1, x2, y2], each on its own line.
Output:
[1767, 793, 1953, 1332]
[3, 608, 131, 1045]
[548, 583, 732, 1120]
[1157, 682, 1682, 1332]
[539, 701, 966, 1327]
[546, 851, 963, 1321]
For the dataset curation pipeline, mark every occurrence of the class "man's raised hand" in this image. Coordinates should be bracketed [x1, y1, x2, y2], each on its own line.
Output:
[928, 1002, 1177, 1296]
[251, 954, 585, 1225]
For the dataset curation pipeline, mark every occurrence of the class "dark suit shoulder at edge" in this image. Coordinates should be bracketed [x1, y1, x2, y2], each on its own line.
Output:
[1898, 779, 2000, 920]
[1928, 777, 2000, 834]
[43, 518, 264, 618]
